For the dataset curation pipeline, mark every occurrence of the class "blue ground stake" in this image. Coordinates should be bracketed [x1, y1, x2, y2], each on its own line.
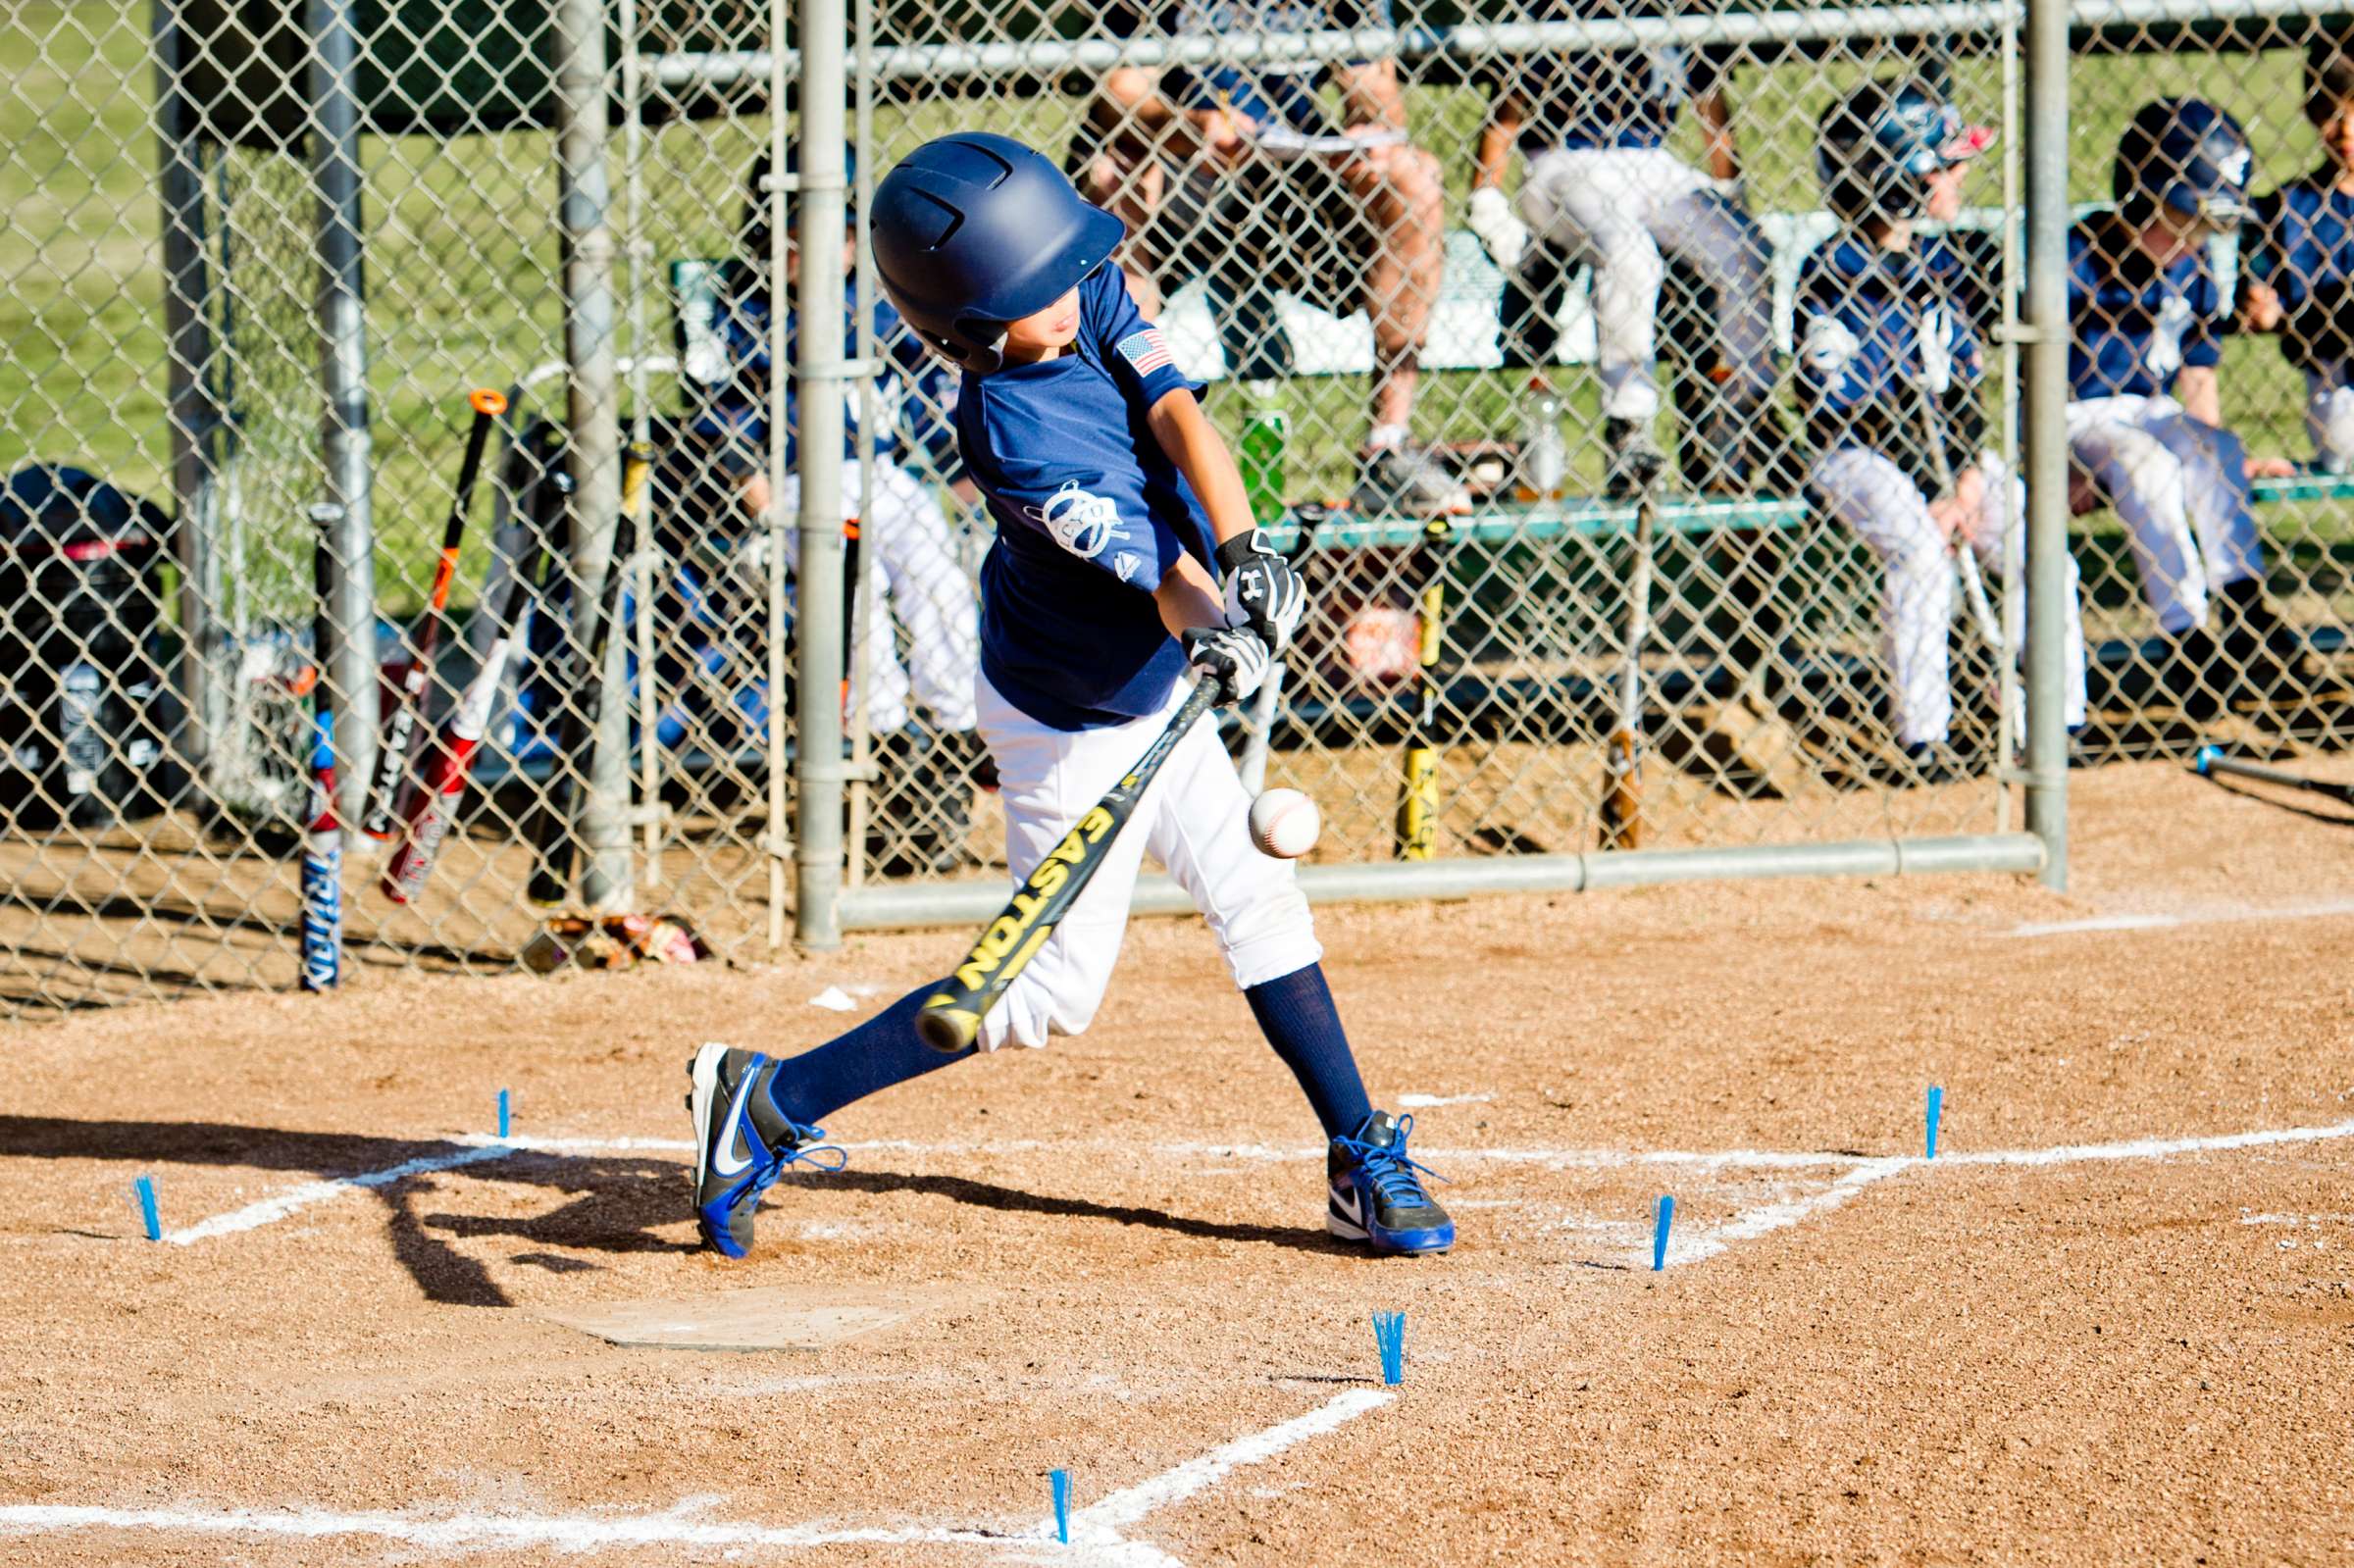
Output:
[1050, 1470, 1070, 1544]
[1926, 1085, 1944, 1161]
[1371, 1310, 1406, 1386]
[1652, 1194, 1674, 1271]
[132, 1175, 160, 1241]
[497, 1088, 511, 1140]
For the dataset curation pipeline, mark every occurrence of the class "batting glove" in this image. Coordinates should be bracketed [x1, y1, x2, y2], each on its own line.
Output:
[1466, 186, 1530, 275]
[1215, 528, 1307, 651]
[1181, 625, 1272, 704]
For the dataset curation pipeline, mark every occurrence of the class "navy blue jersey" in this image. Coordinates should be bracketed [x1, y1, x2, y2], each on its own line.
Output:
[1484, 2, 1719, 153]
[957, 266, 1214, 731]
[1794, 232, 1985, 490]
[1157, 0, 1390, 135]
[2066, 214, 2226, 400]
[2250, 170, 2354, 376]
[691, 266, 933, 467]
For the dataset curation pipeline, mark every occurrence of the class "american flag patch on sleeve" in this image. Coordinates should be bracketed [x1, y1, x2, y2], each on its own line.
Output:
[1115, 328, 1175, 377]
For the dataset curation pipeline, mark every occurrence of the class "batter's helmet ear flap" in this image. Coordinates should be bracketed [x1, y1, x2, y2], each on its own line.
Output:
[870, 132, 1125, 376]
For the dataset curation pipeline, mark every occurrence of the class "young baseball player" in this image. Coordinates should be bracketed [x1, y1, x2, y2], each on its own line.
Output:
[2250, 38, 2354, 475]
[1467, 3, 1779, 495]
[686, 132, 1456, 1262]
[1796, 78, 2086, 773]
[2067, 98, 2300, 710]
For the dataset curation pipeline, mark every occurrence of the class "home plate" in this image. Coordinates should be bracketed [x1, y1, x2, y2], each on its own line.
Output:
[543, 1288, 916, 1352]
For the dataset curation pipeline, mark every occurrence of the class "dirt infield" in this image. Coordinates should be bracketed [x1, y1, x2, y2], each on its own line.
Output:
[3, 758, 2351, 1565]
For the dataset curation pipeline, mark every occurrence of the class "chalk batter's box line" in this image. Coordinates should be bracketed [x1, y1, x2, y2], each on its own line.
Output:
[148, 1117, 2354, 1251]
[0, 1387, 1394, 1566]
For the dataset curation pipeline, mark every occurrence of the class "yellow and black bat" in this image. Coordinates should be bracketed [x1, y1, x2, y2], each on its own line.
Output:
[1599, 471, 1660, 851]
[1394, 516, 1455, 860]
[914, 677, 1222, 1053]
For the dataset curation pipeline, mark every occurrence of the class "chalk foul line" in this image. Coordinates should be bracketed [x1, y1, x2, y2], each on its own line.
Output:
[159, 1117, 2354, 1251]
[0, 1389, 1391, 1566]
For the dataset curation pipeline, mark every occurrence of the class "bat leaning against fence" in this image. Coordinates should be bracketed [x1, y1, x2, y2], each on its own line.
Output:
[380, 547, 537, 905]
[299, 501, 345, 991]
[914, 675, 1227, 1054]
[363, 386, 507, 839]
[1598, 457, 1663, 852]
[1395, 514, 1458, 860]
[524, 441, 649, 906]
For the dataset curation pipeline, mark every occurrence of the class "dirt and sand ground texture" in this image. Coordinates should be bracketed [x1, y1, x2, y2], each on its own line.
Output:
[5, 758, 2353, 1567]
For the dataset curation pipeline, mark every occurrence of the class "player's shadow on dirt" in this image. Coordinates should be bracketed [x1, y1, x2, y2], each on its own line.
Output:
[0, 1116, 691, 1309]
[810, 1167, 1356, 1254]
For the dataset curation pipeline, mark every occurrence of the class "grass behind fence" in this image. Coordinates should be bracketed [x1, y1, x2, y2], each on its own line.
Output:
[0, 2, 2337, 621]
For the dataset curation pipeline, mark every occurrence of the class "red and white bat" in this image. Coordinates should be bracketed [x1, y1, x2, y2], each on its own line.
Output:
[363, 386, 507, 838]
[380, 561, 532, 905]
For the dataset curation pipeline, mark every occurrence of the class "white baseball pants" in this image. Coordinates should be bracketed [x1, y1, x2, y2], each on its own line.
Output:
[973, 673, 1322, 1052]
[1811, 446, 2087, 748]
[779, 459, 981, 733]
[1515, 146, 1776, 424]
[2065, 394, 2265, 635]
[2305, 373, 2354, 475]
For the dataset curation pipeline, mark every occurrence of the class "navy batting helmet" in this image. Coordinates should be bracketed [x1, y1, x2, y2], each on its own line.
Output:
[869, 133, 1124, 374]
[2113, 98, 2252, 228]
[1816, 77, 1995, 223]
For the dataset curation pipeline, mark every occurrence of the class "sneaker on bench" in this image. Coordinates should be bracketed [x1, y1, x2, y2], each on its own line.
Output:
[1354, 443, 1470, 519]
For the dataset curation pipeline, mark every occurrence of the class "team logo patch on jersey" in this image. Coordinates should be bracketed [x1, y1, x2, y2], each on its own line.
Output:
[1025, 480, 1120, 561]
[1801, 315, 1863, 378]
[1116, 328, 1175, 377]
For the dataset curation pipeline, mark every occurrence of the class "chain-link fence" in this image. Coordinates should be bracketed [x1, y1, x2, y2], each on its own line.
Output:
[3, 0, 2346, 1013]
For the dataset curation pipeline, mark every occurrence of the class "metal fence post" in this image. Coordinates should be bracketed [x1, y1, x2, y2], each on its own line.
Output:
[151, 0, 227, 780]
[308, 0, 377, 825]
[2021, 0, 2071, 890]
[552, 0, 633, 910]
[793, 0, 849, 950]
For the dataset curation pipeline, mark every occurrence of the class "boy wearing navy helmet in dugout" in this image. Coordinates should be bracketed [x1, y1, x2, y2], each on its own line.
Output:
[1796, 77, 2087, 777]
[2248, 39, 2354, 477]
[684, 142, 987, 873]
[2066, 99, 2307, 713]
[684, 134, 1456, 1263]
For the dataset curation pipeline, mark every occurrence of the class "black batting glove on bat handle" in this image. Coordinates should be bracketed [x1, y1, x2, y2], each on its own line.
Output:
[1181, 624, 1271, 705]
[1215, 528, 1307, 652]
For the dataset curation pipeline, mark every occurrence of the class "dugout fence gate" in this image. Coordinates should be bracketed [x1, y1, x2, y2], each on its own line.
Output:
[2, 0, 2348, 1013]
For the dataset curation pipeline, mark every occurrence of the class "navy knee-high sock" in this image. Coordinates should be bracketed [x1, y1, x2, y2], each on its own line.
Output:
[763, 983, 974, 1128]
[1244, 962, 1373, 1140]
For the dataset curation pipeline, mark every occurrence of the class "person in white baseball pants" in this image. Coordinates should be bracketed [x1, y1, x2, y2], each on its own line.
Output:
[1812, 446, 2087, 749]
[2062, 395, 2267, 638]
[971, 670, 1316, 1051]
[773, 460, 981, 736]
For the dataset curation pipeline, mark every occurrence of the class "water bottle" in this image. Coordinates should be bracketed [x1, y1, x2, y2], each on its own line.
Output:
[1238, 379, 1288, 528]
[59, 661, 103, 802]
[1517, 377, 1567, 502]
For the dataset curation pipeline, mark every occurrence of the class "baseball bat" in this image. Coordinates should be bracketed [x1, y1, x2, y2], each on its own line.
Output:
[300, 502, 344, 990]
[1913, 368, 2024, 750]
[380, 548, 537, 905]
[362, 386, 507, 838]
[915, 677, 1224, 1053]
[524, 442, 649, 905]
[1394, 516, 1455, 860]
[1239, 502, 1327, 794]
[2191, 744, 2354, 805]
[1598, 466, 1660, 851]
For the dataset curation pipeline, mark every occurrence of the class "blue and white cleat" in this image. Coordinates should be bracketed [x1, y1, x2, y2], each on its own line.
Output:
[687, 1041, 845, 1258]
[1327, 1110, 1455, 1255]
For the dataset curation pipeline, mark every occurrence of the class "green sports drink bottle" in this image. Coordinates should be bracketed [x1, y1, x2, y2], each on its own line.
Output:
[1238, 379, 1288, 528]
